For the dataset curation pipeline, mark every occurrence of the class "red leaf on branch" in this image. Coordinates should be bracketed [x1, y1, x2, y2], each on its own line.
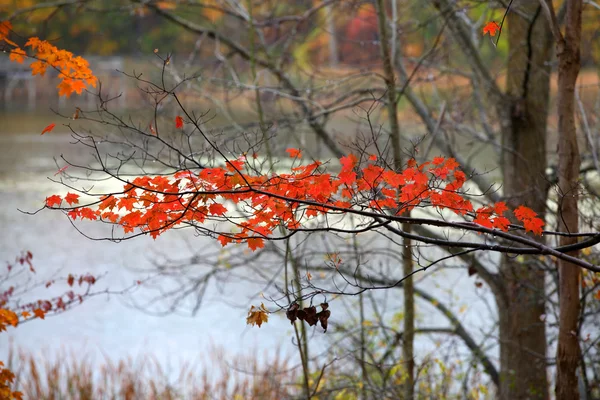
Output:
[33, 309, 45, 320]
[483, 21, 501, 37]
[45, 195, 62, 207]
[286, 148, 302, 158]
[41, 123, 56, 135]
[247, 237, 265, 251]
[523, 218, 545, 235]
[514, 205, 537, 220]
[209, 203, 227, 216]
[175, 115, 184, 129]
[340, 154, 357, 172]
[64, 192, 80, 205]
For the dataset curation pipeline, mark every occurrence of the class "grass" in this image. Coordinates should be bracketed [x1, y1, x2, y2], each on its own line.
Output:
[6, 346, 300, 400]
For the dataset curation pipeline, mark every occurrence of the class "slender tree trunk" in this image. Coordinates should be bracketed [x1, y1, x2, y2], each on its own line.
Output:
[498, 5, 552, 399]
[548, 0, 583, 398]
[375, 1, 414, 398]
[325, 3, 339, 67]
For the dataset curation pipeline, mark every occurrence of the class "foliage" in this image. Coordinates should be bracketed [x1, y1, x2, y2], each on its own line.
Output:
[42, 145, 544, 252]
[0, 21, 97, 97]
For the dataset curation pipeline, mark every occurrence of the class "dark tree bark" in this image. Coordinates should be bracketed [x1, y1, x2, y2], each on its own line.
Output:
[538, 0, 583, 398]
[497, 4, 553, 399]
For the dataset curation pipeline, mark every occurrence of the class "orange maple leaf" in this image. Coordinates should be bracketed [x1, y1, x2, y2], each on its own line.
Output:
[57, 80, 74, 97]
[9, 47, 26, 63]
[0, 309, 19, 327]
[33, 309, 45, 320]
[247, 237, 265, 251]
[41, 123, 56, 135]
[246, 303, 269, 327]
[483, 21, 501, 37]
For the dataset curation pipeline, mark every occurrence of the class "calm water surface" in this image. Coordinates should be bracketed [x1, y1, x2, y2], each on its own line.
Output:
[0, 111, 498, 382]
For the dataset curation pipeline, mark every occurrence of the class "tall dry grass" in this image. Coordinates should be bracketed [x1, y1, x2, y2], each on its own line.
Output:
[6, 346, 300, 400]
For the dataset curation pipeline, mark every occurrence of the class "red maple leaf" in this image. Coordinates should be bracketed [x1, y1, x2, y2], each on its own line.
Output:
[45, 195, 62, 207]
[209, 203, 227, 216]
[41, 123, 56, 135]
[175, 115, 184, 129]
[514, 205, 537, 221]
[523, 218, 545, 235]
[247, 237, 265, 251]
[64, 192, 80, 205]
[340, 154, 357, 172]
[483, 21, 501, 37]
[286, 148, 302, 158]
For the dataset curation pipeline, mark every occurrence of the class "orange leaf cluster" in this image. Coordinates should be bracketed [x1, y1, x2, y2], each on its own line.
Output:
[48, 152, 545, 250]
[0, 309, 18, 332]
[0, 21, 97, 97]
[0, 361, 22, 400]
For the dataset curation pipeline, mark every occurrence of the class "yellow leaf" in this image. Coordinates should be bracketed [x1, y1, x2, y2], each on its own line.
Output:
[246, 303, 269, 327]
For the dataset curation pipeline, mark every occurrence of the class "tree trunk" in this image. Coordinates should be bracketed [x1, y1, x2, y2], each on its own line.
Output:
[325, 3, 339, 67]
[552, 0, 583, 398]
[375, 1, 415, 398]
[498, 5, 552, 399]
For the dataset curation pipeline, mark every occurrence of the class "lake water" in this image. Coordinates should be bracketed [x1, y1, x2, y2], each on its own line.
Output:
[0, 121, 310, 373]
[0, 111, 500, 390]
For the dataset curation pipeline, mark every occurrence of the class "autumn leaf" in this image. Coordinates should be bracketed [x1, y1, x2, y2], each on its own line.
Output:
[514, 205, 537, 221]
[64, 192, 80, 205]
[209, 203, 227, 216]
[21, 311, 30, 319]
[33, 308, 45, 320]
[369, 154, 378, 161]
[227, 159, 245, 172]
[9, 47, 26, 63]
[286, 148, 302, 158]
[523, 218, 545, 235]
[45, 194, 62, 207]
[483, 21, 501, 37]
[0, 309, 18, 327]
[514, 205, 545, 235]
[41, 123, 56, 135]
[247, 237, 265, 251]
[246, 303, 269, 327]
[175, 115, 184, 129]
[217, 235, 233, 247]
[339, 154, 357, 172]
